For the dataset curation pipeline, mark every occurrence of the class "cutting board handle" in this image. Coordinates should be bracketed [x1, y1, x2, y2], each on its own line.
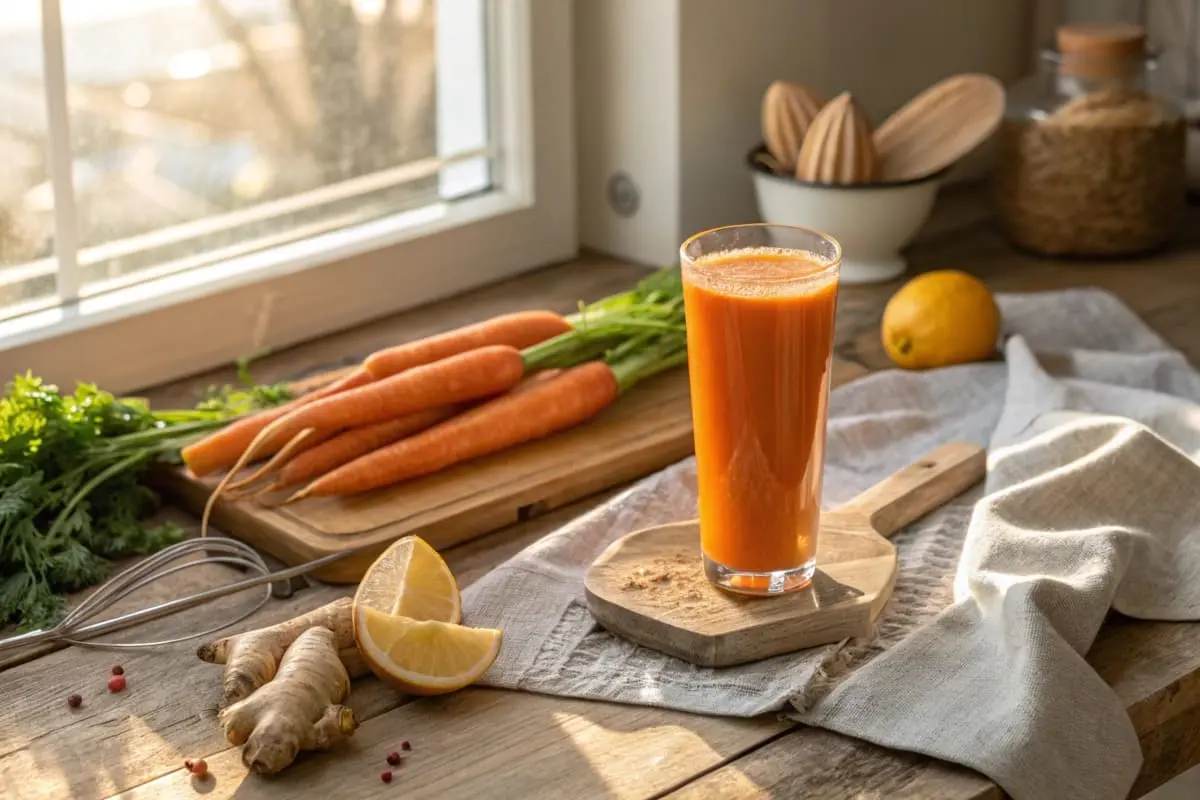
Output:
[839, 441, 986, 538]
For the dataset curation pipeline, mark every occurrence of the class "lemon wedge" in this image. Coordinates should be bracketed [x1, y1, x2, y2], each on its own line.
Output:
[354, 535, 461, 623]
[355, 607, 501, 695]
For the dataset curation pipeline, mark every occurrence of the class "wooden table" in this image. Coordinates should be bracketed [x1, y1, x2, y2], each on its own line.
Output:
[6, 211, 1200, 800]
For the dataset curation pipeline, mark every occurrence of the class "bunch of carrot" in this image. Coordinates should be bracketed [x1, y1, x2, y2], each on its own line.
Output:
[182, 267, 687, 511]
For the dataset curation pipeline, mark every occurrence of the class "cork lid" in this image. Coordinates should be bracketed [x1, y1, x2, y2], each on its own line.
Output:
[1055, 22, 1147, 78]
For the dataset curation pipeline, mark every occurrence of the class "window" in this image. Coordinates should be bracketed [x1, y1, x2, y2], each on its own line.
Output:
[0, 0, 574, 392]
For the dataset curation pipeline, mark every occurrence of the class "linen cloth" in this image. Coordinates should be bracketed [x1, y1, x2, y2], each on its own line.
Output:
[462, 288, 1200, 800]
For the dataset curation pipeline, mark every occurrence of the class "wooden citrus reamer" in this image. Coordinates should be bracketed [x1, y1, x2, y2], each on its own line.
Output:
[873, 73, 1006, 182]
[585, 441, 986, 667]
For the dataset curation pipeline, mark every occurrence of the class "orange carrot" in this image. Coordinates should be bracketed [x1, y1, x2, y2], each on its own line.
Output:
[363, 311, 572, 379]
[264, 369, 562, 491]
[520, 368, 563, 386]
[269, 405, 458, 490]
[290, 361, 619, 499]
[246, 345, 526, 457]
[182, 367, 372, 477]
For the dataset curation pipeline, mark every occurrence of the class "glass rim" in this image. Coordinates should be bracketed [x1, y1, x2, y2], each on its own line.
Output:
[680, 222, 843, 281]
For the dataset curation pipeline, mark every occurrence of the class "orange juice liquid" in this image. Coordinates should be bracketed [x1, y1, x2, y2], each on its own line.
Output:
[683, 248, 839, 575]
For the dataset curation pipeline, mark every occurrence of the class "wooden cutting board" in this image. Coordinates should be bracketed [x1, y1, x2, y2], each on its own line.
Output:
[584, 441, 986, 667]
[156, 358, 868, 584]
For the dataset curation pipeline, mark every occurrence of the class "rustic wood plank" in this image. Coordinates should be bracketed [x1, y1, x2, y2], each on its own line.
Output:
[103, 525, 1200, 800]
[110, 604, 1200, 800]
[0, 559, 396, 800]
[1130, 702, 1200, 799]
[117, 690, 787, 800]
[1092, 616, 1200, 796]
[657, 208, 1200, 799]
[664, 726, 1000, 800]
[11, 215, 1200, 800]
[0, 255, 695, 800]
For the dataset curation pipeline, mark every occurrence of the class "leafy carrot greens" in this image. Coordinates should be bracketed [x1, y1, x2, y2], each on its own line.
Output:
[0, 374, 290, 630]
[529, 265, 687, 371]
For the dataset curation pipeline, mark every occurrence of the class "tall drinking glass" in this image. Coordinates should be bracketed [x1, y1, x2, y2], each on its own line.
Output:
[680, 224, 842, 595]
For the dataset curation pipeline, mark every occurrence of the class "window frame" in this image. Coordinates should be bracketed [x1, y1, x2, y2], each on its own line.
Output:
[0, 0, 576, 394]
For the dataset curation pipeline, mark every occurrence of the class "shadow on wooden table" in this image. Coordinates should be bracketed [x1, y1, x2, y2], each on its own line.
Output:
[1, 482, 778, 800]
[111, 687, 781, 800]
[117, 493, 787, 799]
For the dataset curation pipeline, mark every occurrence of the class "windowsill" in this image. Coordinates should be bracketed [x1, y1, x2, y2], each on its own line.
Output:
[0, 188, 521, 350]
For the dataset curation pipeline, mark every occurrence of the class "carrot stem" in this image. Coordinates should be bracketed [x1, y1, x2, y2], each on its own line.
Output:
[521, 330, 621, 372]
[607, 335, 688, 393]
[522, 301, 684, 373]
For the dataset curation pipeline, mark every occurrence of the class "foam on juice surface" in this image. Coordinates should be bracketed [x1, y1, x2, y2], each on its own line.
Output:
[688, 246, 838, 297]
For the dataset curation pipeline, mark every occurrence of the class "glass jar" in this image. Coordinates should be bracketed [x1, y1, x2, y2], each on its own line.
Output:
[994, 22, 1187, 257]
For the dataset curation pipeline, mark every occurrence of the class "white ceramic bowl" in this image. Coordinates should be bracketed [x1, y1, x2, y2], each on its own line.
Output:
[748, 146, 944, 284]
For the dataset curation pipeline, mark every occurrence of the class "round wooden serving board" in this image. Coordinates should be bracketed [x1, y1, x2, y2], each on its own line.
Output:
[584, 441, 986, 667]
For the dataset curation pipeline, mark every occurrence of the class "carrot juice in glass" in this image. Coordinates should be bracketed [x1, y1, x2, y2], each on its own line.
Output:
[680, 224, 841, 595]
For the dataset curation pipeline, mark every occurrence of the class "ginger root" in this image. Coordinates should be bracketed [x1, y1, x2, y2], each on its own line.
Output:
[197, 597, 367, 703]
[219, 626, 359, 774]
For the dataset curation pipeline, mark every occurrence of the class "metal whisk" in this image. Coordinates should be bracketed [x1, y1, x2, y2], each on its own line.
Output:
[0, 538, 358, 657]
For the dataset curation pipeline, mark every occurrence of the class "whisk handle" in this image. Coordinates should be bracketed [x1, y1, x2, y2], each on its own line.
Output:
[0, 628, 58, 656]
[0, 572, 272, 656]
[0, 547, 355, 656]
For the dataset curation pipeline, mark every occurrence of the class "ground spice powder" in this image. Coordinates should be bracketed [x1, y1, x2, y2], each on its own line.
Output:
[619, 553, 706, 603]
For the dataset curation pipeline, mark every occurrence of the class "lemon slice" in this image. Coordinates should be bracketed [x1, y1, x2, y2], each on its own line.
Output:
[354, 535, 461, 623]
[355, 607, 501, 695]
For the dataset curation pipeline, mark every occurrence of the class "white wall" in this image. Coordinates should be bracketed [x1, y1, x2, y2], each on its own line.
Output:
[1065, 0, 1139, 23]
[576, 0, 1042, 266]
[575, 0, 681, 272]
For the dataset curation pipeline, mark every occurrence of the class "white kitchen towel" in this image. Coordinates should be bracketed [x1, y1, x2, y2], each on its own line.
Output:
[462, 288, 1200, 800]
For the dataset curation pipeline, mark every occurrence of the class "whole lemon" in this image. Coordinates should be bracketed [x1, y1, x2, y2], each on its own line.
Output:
[881, 270, 1001, 369]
